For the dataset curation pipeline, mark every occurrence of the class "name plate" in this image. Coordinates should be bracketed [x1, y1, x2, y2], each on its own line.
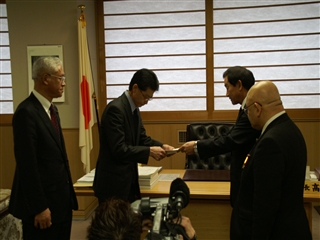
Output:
[304, 181, 320, 194]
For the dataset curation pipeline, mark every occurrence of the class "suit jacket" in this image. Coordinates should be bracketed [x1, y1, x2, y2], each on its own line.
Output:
[9, 93, 78, 224]
[230, 113, 312, 239]
[198, 108, 260, 206]
[93, 92, 163, 202]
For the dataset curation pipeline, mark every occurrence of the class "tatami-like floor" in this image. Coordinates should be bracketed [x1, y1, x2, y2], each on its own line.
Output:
[71, 204, 320, 240]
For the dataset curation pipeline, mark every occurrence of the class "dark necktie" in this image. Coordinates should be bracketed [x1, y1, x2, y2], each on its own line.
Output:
[133, 109, 138, 134]
[50, 104, 60, 138]
[236, 107, 243, 122]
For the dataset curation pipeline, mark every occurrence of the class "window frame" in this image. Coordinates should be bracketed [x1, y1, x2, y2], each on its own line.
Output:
[3, 1, 318, 125]
[97, 0, 319, 122]
[0, 0, 13, 125]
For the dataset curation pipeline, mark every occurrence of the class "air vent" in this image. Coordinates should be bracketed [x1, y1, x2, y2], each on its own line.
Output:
[178, 130, 186, 144]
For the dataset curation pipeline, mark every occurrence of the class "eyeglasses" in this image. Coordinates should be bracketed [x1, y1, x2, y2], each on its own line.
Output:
[139, 88, 153, 101]
[243, 102, 262, 115]
[49, 74, 66, 83]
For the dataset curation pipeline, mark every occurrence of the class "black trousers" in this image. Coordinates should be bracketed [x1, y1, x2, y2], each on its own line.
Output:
[22, 210, 73, 240]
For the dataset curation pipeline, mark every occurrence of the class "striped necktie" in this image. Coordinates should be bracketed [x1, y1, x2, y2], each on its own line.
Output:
[50, 104, 60, 138]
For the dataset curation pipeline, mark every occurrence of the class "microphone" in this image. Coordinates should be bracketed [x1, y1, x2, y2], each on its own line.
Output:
[169, 178, 190, 216]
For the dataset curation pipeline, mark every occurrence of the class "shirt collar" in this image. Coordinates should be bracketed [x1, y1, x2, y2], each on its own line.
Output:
[241, 97, 247, 110]
[124, 90, 137, 113]
[261, 111, 286, 136]
[32, 89, 52, 115]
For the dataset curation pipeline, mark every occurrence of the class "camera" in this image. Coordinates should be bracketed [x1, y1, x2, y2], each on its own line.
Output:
[131, 178, 190, 240]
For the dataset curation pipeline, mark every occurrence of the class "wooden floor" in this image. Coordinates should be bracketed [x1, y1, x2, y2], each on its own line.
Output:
[71, 204, 320, 240]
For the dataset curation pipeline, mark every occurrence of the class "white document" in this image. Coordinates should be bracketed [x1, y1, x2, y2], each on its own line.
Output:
[166, 148, 180, 156]
[158, 174, 180, 181]
[77, 169, 95, 183]
[138, 166, 162, 178]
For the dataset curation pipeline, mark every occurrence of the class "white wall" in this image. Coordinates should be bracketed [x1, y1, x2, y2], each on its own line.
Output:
[6, 0, 98, 128]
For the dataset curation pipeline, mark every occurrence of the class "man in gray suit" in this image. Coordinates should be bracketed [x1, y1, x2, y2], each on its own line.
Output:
[9, 57, 78, 240]
[230, 81, 312, 239]
[93, 68, 174, 204]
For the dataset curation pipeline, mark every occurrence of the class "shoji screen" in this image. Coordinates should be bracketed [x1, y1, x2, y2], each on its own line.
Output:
[213, 1, 320, 110]
[103, 0, 206, 111]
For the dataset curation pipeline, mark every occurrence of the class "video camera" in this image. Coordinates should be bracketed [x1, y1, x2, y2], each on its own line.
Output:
[132, 178, 190, 240]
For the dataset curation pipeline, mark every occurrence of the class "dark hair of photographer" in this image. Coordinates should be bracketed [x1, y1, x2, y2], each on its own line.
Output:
[87, 198, 142, 240]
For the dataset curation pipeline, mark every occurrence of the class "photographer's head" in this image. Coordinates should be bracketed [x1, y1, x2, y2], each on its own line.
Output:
[87, 198, 142, 240]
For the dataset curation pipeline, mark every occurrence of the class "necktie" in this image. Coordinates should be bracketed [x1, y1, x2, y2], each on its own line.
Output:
[236, 107, 243, 122]
[50, 104, 60, 138]
[133, 109, 138, 134]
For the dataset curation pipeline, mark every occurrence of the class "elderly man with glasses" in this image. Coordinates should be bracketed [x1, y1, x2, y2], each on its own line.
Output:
[230, 81, 312, 239]
[9, 56, 78, 240]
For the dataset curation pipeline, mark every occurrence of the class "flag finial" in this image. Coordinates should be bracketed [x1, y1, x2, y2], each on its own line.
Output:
[78, 5, 86, 27]
[78, 4, 85, 11]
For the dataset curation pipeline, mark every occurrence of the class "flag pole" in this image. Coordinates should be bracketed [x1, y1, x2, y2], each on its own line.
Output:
[78, 5, 100, 134]
[78, 5, 96, 173]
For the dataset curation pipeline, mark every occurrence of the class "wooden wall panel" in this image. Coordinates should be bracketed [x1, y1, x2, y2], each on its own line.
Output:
[295, 122, 320, 170]
[144, 123, 187, 169]
[63, 124, 100, 182]
[0, 126, 15, 189]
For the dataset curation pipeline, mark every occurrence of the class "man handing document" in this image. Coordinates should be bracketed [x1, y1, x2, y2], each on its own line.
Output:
[93, 69, 175, 204]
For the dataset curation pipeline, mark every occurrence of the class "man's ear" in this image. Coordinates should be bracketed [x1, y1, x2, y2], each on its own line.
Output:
[255, 102, 262, 117]
[42, 74, 50, 85]
[132, 83, 139, 92]
[237, 80, 243, 91]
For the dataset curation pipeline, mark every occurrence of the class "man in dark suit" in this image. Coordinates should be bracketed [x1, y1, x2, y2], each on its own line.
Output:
[9, 57, 78, 240]
[230, 81, 312, 239]
[180, 66, 261, 207]
[93, 68, 174, 204]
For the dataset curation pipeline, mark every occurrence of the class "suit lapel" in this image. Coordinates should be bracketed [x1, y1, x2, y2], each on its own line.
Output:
[258, 113, 288, 141]
[30, 94, 62, 148]
[246, 114, 289, 167]
[134, 108, 141, 143]
[121, 94, 138, 144]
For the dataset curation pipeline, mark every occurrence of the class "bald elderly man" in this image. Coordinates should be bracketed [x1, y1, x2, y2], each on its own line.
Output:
[230, 81, 312, 239]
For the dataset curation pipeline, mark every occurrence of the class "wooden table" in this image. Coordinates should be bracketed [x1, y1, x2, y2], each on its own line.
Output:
[74, 169, 320, 240]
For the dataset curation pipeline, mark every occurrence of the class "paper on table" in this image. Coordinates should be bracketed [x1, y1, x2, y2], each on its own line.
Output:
[77, 169, 95, 183]
[158, 174, 180, 181]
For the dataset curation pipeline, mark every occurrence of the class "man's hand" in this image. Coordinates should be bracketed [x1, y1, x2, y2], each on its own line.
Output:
[178, 216, 196, 239]
[141, 217, 153, 231]
[161, 144, 174, 151]
[150, 146, 166, 160]
[171, 215, 196, 240]
[34, 208, 52, 229]
[179, 141, 196, 155]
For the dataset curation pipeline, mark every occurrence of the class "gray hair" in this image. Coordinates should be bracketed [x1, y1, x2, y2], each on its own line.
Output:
[32, 56, 63, 80]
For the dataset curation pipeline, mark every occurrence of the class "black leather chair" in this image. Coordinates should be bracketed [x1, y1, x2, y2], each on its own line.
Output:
[183, 122, 234, 181]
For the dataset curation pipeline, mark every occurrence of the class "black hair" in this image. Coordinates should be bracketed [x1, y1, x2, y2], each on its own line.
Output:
[223, 66, 255, 90]
[129, 68, 159, 91]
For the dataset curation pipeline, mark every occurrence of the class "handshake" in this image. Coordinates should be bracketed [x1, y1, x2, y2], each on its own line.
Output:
[151, 141, 198, 161]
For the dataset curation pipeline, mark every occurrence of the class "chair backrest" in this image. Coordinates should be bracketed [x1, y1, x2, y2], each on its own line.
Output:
[185, 122, 234, 170]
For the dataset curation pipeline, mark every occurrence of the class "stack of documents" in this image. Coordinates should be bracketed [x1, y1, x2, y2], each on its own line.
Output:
[138, 166, 162, 189]
[75, 166, 163, 189]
